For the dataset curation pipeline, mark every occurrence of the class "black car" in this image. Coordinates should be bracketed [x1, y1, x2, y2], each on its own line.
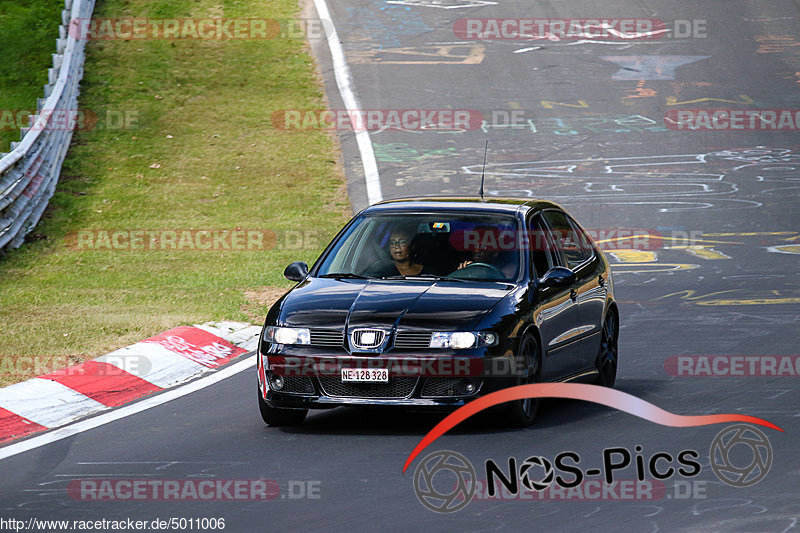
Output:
[257, 197, 619, 426]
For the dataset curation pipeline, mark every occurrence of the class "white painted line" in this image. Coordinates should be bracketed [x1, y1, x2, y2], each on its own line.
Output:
[387, 0, 497, 8]
[0, 355, 256, 461]
[0, 379, 107, 428]
[513, 47, 541, 53]
[767, 245, 800, 255]
[96, 342, 208, 388]
[312, 0, 382, 205]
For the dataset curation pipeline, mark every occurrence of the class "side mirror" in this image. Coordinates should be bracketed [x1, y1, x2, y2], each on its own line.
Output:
[539, 266, 576, 288]
[284, 261, 309, 282]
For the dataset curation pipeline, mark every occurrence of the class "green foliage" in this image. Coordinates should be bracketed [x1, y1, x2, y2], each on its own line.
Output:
[0, 0, 350, 383]
[0, 0, 64, 151]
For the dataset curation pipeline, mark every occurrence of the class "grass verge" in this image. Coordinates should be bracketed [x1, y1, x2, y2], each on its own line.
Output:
[0, 0, 351, 386]
[0, 0, 64, 152]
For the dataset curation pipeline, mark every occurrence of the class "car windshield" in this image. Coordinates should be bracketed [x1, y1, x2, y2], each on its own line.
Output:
[315, 212, 521, 282]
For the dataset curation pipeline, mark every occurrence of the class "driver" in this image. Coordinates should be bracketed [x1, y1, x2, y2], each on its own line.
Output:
[456, 245, 498, 271]
[455, 224, 502, 271]
[451, 225, 513, 279]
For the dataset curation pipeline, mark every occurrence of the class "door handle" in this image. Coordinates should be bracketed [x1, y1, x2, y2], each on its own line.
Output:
[598, 275, 605, 287]
[569, 288, 577, 302]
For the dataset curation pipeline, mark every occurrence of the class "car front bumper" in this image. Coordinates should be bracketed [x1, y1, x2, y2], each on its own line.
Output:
[261, 370, 518, 410]
[258, 343, 523, 409]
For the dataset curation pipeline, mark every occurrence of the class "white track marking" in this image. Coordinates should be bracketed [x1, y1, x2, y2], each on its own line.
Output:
[513, 46, 542, 53]
[312, 0, 382, 204]
[195, 323, 261, 351]
[96, 342, 209, 388]
[0, 355, 256, 461]
[0, 379, 107, 428]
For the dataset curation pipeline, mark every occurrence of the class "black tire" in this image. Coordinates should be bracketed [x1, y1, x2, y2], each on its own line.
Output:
[258, 387, 308, 426]
[594, 312, 618, 388]
[505, 334, 542, 427]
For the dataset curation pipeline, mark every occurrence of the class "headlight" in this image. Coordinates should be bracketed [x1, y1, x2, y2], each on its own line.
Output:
[429, 331, 497, 349]
[263, 326, 311, 345]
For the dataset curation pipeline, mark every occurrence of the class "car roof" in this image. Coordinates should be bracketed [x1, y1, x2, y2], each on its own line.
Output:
[363, 196, 564, 215]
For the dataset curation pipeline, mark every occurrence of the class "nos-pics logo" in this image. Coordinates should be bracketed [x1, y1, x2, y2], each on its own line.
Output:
[709, 424, 772, 487]
[413, 450, 476, 513]
[412, 424, 773, 513]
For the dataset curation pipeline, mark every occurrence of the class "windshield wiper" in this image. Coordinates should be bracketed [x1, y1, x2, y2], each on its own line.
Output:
[318, 273, 375, 280]
[380, 274, 467, 282]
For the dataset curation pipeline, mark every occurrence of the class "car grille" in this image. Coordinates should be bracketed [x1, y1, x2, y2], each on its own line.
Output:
[421, 377, 481, 398]
[309, 329, 345, 348]
[350, 329, 386, 349]
[318, 377, 418, 399]
[282, 376, 315, 395]
[394, 331, 432, 349]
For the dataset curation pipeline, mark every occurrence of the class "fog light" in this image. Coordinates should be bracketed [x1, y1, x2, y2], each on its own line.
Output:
[268, 374, 284, 391]
[458, 378, 478, 395]
[481, 332, 498, 346]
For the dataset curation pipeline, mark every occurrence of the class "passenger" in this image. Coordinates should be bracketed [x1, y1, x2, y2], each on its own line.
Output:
[372, 226, 431, 277]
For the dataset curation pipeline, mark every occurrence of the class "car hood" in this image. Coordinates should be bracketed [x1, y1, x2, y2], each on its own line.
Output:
[277, 278, 512, 331]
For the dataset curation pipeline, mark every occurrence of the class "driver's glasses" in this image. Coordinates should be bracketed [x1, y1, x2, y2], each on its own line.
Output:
[390, 239, 409, 248]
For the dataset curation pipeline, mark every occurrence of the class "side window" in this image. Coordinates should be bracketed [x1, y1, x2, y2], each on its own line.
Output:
[528, 214, 554, 278]
[541, 210, 592, 270]
[565, 214, 598, 262]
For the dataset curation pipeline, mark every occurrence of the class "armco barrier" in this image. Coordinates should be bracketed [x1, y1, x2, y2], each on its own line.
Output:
[0, 0, 96, 252]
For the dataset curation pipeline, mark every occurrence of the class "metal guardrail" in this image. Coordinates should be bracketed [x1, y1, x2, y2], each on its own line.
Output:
[0, 0, 96, 252]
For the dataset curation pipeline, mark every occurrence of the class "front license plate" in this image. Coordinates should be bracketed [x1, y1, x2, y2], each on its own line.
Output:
[341, 368, 388, 382]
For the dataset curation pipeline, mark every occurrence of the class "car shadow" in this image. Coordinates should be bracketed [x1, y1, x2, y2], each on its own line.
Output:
[275, 378, 669, 437]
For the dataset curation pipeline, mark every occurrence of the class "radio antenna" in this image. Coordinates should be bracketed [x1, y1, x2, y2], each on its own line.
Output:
[479, 140, 488, 199]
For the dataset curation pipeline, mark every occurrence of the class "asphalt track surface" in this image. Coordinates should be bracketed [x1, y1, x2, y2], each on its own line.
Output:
[2, 1, 800, 531]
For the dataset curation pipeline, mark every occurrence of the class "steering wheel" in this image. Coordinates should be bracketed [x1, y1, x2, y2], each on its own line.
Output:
[450, 262, 506, 280]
